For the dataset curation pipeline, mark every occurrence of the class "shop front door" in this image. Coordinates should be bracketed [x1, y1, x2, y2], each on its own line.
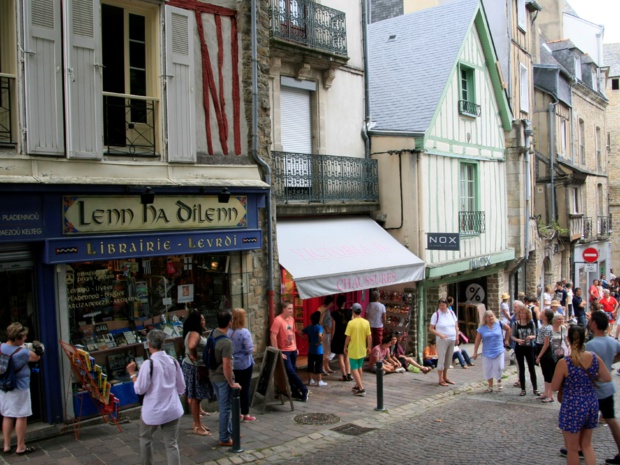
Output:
[0, 260, 43, 422]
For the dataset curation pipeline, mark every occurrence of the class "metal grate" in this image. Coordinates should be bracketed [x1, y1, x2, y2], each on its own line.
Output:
[331, 423, 376, 436]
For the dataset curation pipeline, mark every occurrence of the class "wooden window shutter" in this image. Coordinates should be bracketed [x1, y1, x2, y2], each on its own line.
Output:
[64, 0, 103, 159]
[165, 5, 196, 163]
[23, 0, 65, 155]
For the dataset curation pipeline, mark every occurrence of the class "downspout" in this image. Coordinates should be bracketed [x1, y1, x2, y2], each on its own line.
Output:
[361, 0, 371, 159]
[549, 101, 557, 222]
[251, 0, 275, 324]
[524, 120, 533, 260]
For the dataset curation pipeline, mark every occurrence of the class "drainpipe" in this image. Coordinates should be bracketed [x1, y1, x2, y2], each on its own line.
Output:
[549, 101, 557, 222]
[524, 120, 533, 260]
[251, 0, 275, 324]
[361, 0, 371, 159]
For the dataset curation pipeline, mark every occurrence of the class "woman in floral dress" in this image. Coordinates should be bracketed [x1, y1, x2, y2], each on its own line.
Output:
[552, 325, 611, 465]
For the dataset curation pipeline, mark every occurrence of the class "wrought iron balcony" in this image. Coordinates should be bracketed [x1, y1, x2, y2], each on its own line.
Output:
[598, 215, 610, 237]
[269, 0, 347, 57]
[0, 74, 16, 145]
[459, 211, 485, 235]
[103, 92, 158, 156]
[582, 217, 592, 240]
[273, 151, 378, 203]
[458, 100, 481, 117]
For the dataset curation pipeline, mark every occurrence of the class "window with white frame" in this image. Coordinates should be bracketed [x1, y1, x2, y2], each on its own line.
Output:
[572, 187, 581, 214]
[0, 0, 16, 146]
[459, 162, 484, 235]
[574, 55, 582, 80]
[519, 63, 529, 113]
[517, 0, 527, 32]
[560, 118, 568, 157]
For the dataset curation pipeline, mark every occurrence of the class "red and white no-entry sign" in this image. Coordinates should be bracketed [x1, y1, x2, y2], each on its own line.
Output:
[583, 247, 599, 263]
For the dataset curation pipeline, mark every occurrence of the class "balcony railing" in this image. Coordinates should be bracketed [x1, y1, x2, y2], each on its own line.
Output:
[598, 215, 611, 237]
[103, 92, 158, 156]
[269, 0, 347, 57]
[273, 151, 378, 203]
[568, 214, 583, 240]
[459, 211, 486, 235]
[582, 217, 592, 240]
[0, 74, 16, 145]
[458, 100, 481, 117]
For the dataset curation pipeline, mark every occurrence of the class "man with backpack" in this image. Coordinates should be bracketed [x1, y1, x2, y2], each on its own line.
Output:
[208, 310, 241, 447]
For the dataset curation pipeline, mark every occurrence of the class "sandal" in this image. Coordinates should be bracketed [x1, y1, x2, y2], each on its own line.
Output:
[193, 425, 212, 436]
[519, 390, 526, 396]
[346, 373, 353, 381]
[513, 381, 521, 387]
[199, 409, 210, 417]
[444, 379, 455, 385]
[534, 390, 541, 396]
[497, 382, 503, 391]
[438, 382, 449, 387]
[541, 398, 555, 403]
[338, 376, 348, 382]
[484, 387, 493, 393]
[15, 447, 35, 455]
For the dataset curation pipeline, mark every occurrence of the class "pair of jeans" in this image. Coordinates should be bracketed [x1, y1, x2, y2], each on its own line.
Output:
[233, 365, 253, 416]
[139, 417, 181, 465]
[211, 381, 233, 442]
[281, 350, 308, 399]
[514, 344, 538, 391]
[452, 349, 472, 367]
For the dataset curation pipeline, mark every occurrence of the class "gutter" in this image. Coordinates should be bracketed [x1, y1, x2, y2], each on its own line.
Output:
[251, 0, 275, 324]
[361, 0, 371, 159]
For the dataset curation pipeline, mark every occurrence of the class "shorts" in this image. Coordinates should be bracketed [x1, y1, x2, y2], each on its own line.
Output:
[599, 395, 616, 419]
[307, 353, 323, 374]
[350, 357, 365, 370]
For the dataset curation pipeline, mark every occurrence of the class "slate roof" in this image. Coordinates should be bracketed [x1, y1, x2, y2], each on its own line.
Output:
[368, 0, 479, 133]
[605, 43, 620, 76]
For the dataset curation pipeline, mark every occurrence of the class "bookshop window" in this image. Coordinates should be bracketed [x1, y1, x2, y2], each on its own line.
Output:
[66, 252, 248, 349]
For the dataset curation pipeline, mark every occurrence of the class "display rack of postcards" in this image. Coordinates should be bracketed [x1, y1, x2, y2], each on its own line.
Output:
[60, 340, 122, 439]
[379, 291, 414, 340]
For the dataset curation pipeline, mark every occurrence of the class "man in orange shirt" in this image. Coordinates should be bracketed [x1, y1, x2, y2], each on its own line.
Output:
[270, 301, 309, 402]
[600, 289, 619, 336]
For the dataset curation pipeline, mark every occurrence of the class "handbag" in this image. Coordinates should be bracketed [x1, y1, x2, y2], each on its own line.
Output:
[552, 327, 565, 362]
[197, 365, 209, 383]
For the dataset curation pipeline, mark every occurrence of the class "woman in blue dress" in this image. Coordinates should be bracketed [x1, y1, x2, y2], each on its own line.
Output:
[552, 325, 611, 465]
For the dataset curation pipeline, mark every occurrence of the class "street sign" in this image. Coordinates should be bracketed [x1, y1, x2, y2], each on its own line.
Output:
[583, 247, 599, 263]
[584, 264, 596, 272]
[465, 283, 485, 303]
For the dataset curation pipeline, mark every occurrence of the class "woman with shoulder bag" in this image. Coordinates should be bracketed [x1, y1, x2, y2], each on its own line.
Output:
[228, 308, 256, 422]
[535, 309, 556, 403]
[181, 311, 214, 436]
[550, 313, 570, 364]
[511, 304, 539, 397]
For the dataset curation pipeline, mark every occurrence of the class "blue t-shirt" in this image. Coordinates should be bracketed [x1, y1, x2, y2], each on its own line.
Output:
[0, 343, 31, 390]
[585, 336, 620, 399]
[477, 322, 505, 359]
[302, 324, 323, 355]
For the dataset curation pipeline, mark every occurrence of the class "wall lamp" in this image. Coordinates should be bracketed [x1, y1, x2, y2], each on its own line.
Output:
[218, 188, 231, 204]
[141, 187, 155, 205]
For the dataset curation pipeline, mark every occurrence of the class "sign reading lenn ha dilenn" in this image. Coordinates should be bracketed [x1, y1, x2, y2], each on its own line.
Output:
[63, 195, 248, 235]
[426, 233, 460, 251]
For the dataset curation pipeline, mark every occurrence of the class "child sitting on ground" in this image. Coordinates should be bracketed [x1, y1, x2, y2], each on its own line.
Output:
[391, 332, 431, 373]
[301, 311, 327, 386]
[423, 339, 438, 368]
[368, 334, 398, 374]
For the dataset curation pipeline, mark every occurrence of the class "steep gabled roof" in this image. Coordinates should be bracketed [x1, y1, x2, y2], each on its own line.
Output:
[605, 43, 620, 76]
[368, 0, 510, 134]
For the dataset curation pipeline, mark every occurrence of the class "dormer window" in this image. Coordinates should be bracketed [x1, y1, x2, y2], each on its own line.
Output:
[574, 55, 582, 80]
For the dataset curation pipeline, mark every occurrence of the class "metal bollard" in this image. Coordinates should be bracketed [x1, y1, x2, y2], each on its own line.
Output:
[230, 388, 244, 453]
[375, 361, 386, 411]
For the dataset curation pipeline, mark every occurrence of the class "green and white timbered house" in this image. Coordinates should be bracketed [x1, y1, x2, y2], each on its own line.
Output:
[368, 0, 515, 355]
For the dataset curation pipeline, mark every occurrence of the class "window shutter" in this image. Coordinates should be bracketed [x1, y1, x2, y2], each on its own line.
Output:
[280, 86, 312, 153]
[64, 0, 103, 159]
[165, 6, 196, 163]
[23, 0, 65, 155]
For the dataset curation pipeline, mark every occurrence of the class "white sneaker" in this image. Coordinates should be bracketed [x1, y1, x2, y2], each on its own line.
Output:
[395, 367, 406, 373]
[318, 380, 328, 386]
[309, 379, 316, 385]
[449, 365, 454, 369]
[328, 353, 335, 361]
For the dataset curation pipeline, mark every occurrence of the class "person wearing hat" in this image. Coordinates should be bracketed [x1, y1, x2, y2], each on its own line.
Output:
[550, 300, 564, 316]
[500, 293, 512, 328]
[344, 303, 371, 396]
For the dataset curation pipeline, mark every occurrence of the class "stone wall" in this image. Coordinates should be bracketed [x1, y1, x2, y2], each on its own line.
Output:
[607, 76, 620, 272]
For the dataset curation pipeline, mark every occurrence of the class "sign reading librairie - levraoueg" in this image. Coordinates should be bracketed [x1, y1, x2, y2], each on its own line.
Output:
[63, 195, 248, 235]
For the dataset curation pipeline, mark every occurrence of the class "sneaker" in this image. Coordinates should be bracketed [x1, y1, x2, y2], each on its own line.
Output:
[309, 379, 316, 386]
[606, 455, 620, 464]
[301, 390, 309, 402]
[243, 415, 257, 422]
[328, 353, 335, 361]
[449, 365, 454, 369]
[352, 385, 360, 392]
[354, 389, 366, 396]
[395, 367, 406, 373]
[318, 380, 328, 387]
[560, 448, 584, 459]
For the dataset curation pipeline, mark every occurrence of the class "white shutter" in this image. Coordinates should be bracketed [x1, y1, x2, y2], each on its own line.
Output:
[165, 6, 196, 163]
[280, 86, 312, 187]
[280, 86, 312, 153]
[23, 0, 64, 155]
[64, 0, 103, 159]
